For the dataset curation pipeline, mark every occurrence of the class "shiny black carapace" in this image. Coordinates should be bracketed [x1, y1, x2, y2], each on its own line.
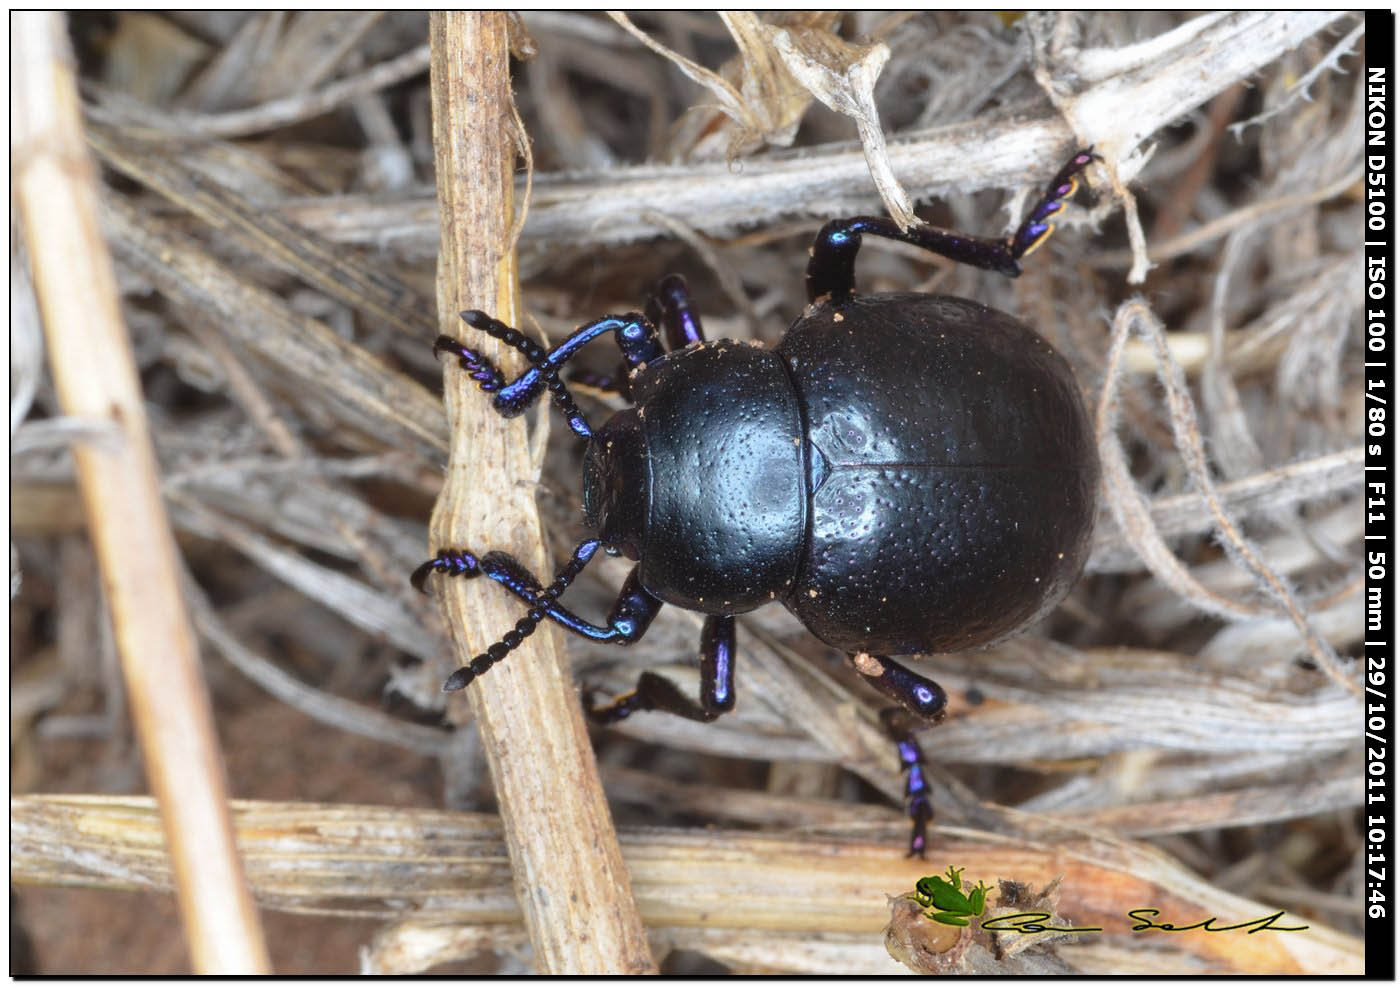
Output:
[415, 150, 1101, 855]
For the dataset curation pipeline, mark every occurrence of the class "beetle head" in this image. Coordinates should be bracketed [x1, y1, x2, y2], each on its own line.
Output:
[582, 409, 647, 560]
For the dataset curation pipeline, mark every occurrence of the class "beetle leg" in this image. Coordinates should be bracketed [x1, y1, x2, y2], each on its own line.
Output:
[881, 709, 934, 859]
[437, 310, 663, 439]
[805, 148, 1098, 304]
[585, 614, 736, 724]
[413, 539, 603, 690]
[848, 652, 947, 723]
[415, 543, 666, 691]
[645, 273, 706, 349]
[571, 273, 705, 410]
[486, 562, 660, 646]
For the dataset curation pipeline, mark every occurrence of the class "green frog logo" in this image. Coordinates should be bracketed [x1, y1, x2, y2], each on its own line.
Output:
[910, 865, 993, 927]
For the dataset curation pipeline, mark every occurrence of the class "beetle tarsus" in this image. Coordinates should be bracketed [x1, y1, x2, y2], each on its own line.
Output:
[882, 708, 934, 858]
[1009, 147, 1099, 259]
[455, 311, 588, 431]
[442, 310, 671, 439]
[410, 548, 481, 592]
[432, 334, 506, 393]
[427, 541, 669, 690]
[426, 540, 600, 687]
[461, 553, 662, 646]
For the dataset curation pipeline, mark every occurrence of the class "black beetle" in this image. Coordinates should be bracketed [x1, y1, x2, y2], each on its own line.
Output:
[414, 149, 1101, 855]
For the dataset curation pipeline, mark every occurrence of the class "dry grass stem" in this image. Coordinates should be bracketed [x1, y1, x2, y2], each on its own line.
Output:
[1098, 300, 1361, 697]
[424, 11, 654, 974]
[91, 42, 431, 140]
[1088, 447, 1363, 573]
[10, 11, 268, 973]
[1094, 167, 1363, 270]
[275, 12, 1352, 253]
[98, 194, 448, 457]
[10, 794, 1365, 975]
[182, 569, 448, 758]
[86, 122, 437, 342]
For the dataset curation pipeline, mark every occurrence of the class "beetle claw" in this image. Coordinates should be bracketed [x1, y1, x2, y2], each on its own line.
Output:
[409, 558, 437, 593]
[410, 548, 482, 592]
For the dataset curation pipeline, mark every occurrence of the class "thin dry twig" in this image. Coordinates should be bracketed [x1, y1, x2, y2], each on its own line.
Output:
[91, 41, 431, 139]
[1093, 167, 1362, 271]
[1068, 774, 1362, 837]
[1088, 446, 1364, 573]
[85, 122, 438, 342]
[1096, 299, 1362, 699]
[179, 565, 449, 758]
[10, 11, 268, 973]
[169, 494, 439, 660]
[98, 193, 448, 458]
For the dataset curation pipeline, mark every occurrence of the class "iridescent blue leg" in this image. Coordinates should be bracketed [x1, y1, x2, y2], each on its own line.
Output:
[435, 310, 663, 439]
[585, 613, 736, 724]
[881, 709, 934, 859]
[806, 148, 1098, 304]
[852, 654, 945, 856]
[414, 544, 663, 682]
[554, 274, 704, 404]
[645, 273, 706, 349]
[850, 652, 948, 722]
[569, 275, 706, 404]
[475, 558, 661, 645]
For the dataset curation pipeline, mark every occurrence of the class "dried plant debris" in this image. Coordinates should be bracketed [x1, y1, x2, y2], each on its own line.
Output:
[10, 10, 1366, 974]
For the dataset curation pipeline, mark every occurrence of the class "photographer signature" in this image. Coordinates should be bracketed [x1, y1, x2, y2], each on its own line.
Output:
[980, 909, 1308, 936]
